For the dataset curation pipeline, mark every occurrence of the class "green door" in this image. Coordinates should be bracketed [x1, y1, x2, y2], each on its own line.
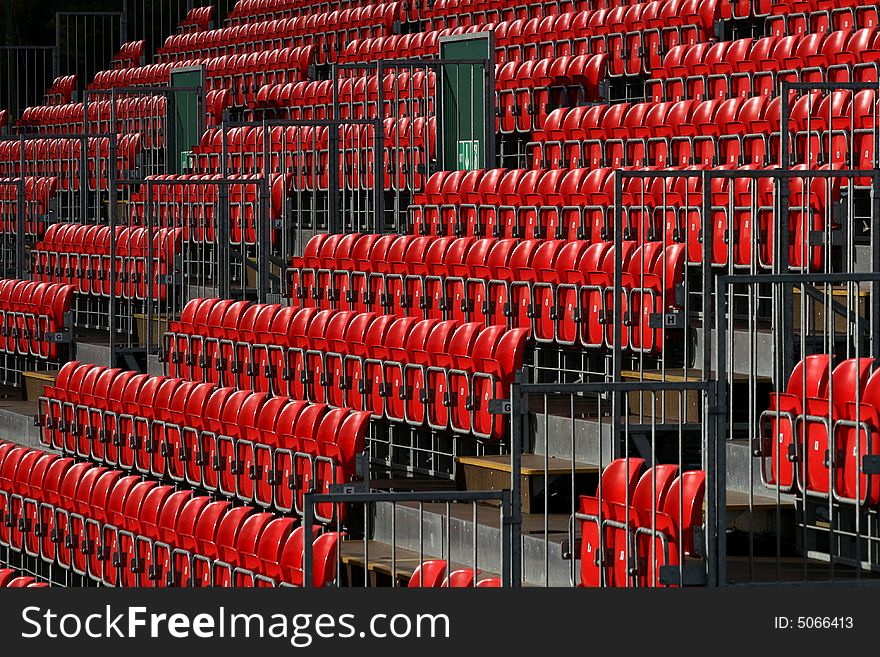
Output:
[169, 66, 205, 173]
[438, 33, 495, 171]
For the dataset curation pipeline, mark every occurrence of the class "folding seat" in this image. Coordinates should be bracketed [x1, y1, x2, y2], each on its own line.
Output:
[119, 484, 174, 587]
[174, 382, 216, 487]
[102, 478, 157, 586]
[164, 298, 217, 381]
[668, 42, 717, 101]
[632, 464, 681, 515]
[191, 386, 237, 493]
[175, 498, 231, 586]
[290, 309, 342, 402]
[627, 244, 686, 353]
[263, 306, 312, 398]
[102, 372, 149, 469]
[851, 89, 880, 174]
[300, 409, 367, 523]
[207, 505, 261, 586]
[222, 510, 277, 586]
[232, 394, 287, 507]
[45, 461, 92, 571]
[154, 491, 202, 587]
[40, 361, 84, 452]
[506, 239, 567, 340]
[314, 407, 369, 502]
[288, 530, 340, 587]
[19, 452, 61, 559]
[211, 300, 254, 388]
[249, 398, 305, 512]
[578, 458, 645, 587]
[832, 365, 880, 505]
[57, 461, 107, 576]
[635, 469, 706, 587]
[339, 234, 398, 313]
[275, 402, 328, 515]
[800, 358, 876, 499]
[466, 326, 529, 440]
[439, 239, 494, 324]
[7, 576, 36, 587]
[3, 447, 42, 552]
[0, 568, 14, 587]
[485, 238, 542, 330]
[584, 242, 636, 348]
[473, 576, 500, 587]
[268, 524, 316, 586]
[423, 322, 482, 432]
[340, 314, 392, 417]
[441, 569, 478, 587]
[551, 241, 605, 346]
[419, 237, 470, 320]
[622, 103, 676, 168]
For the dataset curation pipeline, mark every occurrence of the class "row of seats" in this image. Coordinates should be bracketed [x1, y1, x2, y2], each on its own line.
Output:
[335, 0, 720, 79]
[157, 4, 401, 66]
[577, 458, 705, 587]
[109, 40, 146, 70]
[42, 75, 77, 106]
[496, 54, 607, 134]
[18, 97, 167, 151]
[164, 299, 528, 440]
[491, 0, 725, 76]
[123, 173, 287, 245]
[766, 0, 879, 36]
[0, 568, 48, 588]
[0, 440, 340, 587]
[191, 121, 436, 193]
[252, 70, 436, 121]
[39, 361, 368, 519]
[529, 91, 876, 170]
[32, 224, 182, 302]
[407, 165, 836, 270]
[287, 233, 684, 352]
[421, 0, 582, 29]
[0, 135, 142, 193]
[88, 47, 314, 109]
[760, 356, 880, 505]
[178, 5, 216, 32]
[228, 0, 391, 24]
[647, 29, 880, 103]
[0, 279, 74, 360]
[408, 560, 501, 587]
[0, 176, 57, 237]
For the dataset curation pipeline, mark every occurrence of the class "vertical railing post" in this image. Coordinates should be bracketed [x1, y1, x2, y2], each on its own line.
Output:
[328, 123, 340, 234]
[15, 177, 25, 279]
[257, 175, 270, 303]
[509, 368, 526, 588]
[715, 276, 730, 587]
[217, 182, 231, 299]
[872, 171, 880, 359]
[612, 170, 624, 457]
[302, 493, 314, 589]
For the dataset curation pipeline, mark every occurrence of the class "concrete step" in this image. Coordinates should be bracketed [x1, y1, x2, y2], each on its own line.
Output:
[373, 501, 573, 587]
[0, 393, 43, 450]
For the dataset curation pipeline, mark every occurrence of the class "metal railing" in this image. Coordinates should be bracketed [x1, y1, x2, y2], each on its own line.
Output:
[302, 489, 512, 588]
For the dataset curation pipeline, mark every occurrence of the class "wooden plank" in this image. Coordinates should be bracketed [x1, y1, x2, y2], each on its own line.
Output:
[457, 453, 598, 476]
[21, 370, 59, 382]
[339, 540, 500, 582]
[621, 368, 768, 382]
[724, 490, 794, 511]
